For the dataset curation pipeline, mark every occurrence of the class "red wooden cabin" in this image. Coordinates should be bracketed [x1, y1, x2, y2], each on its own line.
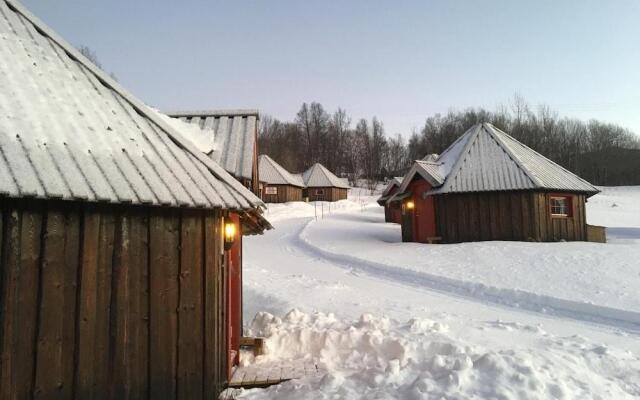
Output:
[377, 177, 404, 223]
[395, 123, 601, 243]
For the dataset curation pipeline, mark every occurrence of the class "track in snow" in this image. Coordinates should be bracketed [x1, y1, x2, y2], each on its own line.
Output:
[288, 216, 640, 334]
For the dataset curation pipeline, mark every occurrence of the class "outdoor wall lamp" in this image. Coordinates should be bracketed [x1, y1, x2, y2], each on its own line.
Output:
[406, 200, 415, 210]
[224, 222, 236, 250]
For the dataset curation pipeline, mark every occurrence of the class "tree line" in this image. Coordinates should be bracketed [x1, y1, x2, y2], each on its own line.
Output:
[260, 97, 640, 188]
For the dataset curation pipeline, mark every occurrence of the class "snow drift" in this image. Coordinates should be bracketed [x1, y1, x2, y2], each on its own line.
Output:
[236, 310, 640, 399]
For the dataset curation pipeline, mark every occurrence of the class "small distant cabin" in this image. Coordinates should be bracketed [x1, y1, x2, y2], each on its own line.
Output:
[394, 123, 601, 244]
[302, 163, 350, 202]
[259, 154, 305, 203]
[165, 109, 261, 195]
[377, 177, 404, 223]
[0, 2, 270, 399]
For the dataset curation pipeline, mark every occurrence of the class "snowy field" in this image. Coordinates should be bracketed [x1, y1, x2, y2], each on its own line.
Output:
[235, 186, 640, 399]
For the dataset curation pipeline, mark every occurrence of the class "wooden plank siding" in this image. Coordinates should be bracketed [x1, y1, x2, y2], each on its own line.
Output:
[434, 191, 588, 243]
[261, 185, 303, 203]
[0, 199, 230, 400]
[304, 187, 348, 202]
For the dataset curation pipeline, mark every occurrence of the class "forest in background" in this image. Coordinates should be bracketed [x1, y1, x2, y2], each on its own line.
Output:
[259, 95, 640, 188]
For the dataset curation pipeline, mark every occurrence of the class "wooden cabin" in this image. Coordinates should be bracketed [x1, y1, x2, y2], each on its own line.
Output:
[0, 2, 270, 399]
[166, 109, 261, 195]
[377, 177, 404, 223]
[259, 155, 305, 203]
[302, 163, 350, 202]
[395, 123, 601, 244]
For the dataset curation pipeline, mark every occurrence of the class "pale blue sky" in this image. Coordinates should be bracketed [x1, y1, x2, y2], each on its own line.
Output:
[22, 0, 640, 136]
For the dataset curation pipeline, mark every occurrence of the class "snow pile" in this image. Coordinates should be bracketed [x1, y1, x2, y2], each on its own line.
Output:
[237, 310, 640, 399]
[153, 110, 216, 154]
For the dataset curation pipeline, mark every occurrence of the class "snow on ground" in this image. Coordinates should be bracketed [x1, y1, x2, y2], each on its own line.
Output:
[236, 186, 640, 399]
[299, 208, 640, 318]
[261, 186, 377, 223]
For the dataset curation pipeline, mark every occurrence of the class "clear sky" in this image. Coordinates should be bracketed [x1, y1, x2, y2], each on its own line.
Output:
[21, 0, 640, 136]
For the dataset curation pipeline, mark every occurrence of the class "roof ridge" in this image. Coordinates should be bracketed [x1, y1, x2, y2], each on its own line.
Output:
[166, 109, 260, 118]
[437, 124, 483, 193]
[5, 0, 263, 209]
[260, 155, 303, 187]
[484, 123, 544, 188]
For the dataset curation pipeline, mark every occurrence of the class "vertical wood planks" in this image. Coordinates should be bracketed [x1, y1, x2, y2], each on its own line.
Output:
[16, 206, 43, 400]
[0, 204, 43, 400]
[109, 213, 131, 399]
[203, 212, 218, 399]
[110, 210, 150, 400]
[149, 211, 179, 400]
[0, 201, 228, 400]
[95, 212, 116, 400]
[75, 208, 100, 399]
[75, 208, 115, 400]
[34, 209, 70, 400]
[131, 212, 150, 400]
[0, 208, 21, 400]
[177, 212, 204, 400]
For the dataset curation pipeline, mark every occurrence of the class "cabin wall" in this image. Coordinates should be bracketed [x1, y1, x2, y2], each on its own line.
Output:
[305, 187, 348, 202]
[0, 198, 230, 400]
[262, 184, 303, 203]
[389, 202, 402, 224]
[531, 192, 587, 241]
[227, 213, 242, 372]
[434, 191, 587, 243]
[382, 187, 399, 223]
[401, 179, 436, 242]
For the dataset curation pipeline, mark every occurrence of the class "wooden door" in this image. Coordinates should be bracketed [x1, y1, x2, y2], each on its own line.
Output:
[401, 203, 414, 242]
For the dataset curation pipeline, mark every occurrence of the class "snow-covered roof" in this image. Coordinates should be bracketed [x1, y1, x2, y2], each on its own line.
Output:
[0, 0, 267, 216]
[377, 177, 404, 204]
[166, 110, 258, 180]
[395, 161, 445, 196]
[430, 123, 600, 195]
[259, 155, 304, 187]
[302, 163, 350, 189]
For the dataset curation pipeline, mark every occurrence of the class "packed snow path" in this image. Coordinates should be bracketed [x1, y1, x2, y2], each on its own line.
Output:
[296, 213, 640, 331]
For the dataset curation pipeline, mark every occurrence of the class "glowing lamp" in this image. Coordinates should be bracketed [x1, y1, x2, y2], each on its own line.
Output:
[406, 200, 415, 210]
[224, 222, 237, 250]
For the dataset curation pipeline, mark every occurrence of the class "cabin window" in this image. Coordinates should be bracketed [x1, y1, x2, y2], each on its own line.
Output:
[315, 189, 324, 195]
[550, 196, 572, 217]
[265, 187, 277, 195]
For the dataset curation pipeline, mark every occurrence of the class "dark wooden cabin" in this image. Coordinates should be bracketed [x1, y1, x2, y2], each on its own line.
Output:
[302, 163, 350, 202]
[166, 109, 261, 196]
[395, 123, 601, 244]
[377, 177, 404, 223]
[258, 155, 305, 203]
[0, 2, 270, 399]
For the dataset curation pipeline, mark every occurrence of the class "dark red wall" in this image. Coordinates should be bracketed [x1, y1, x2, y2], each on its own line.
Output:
[406, 178, 436, 242]
[383, 186, 399, 222]
[228, 213, 242, 373]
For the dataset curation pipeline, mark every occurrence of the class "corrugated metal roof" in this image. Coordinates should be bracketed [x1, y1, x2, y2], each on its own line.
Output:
[302, 163, 350, 189]
[166, 110, 258, 180]
[0, 0, 267, 216]
[258, 155, 304, 187]
[377, 176, 404, 203]
[430, 123, 599, 195]
[394, 160, 445, 197]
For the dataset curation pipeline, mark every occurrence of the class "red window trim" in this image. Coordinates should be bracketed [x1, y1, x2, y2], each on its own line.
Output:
[549, 194, 573, 218]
